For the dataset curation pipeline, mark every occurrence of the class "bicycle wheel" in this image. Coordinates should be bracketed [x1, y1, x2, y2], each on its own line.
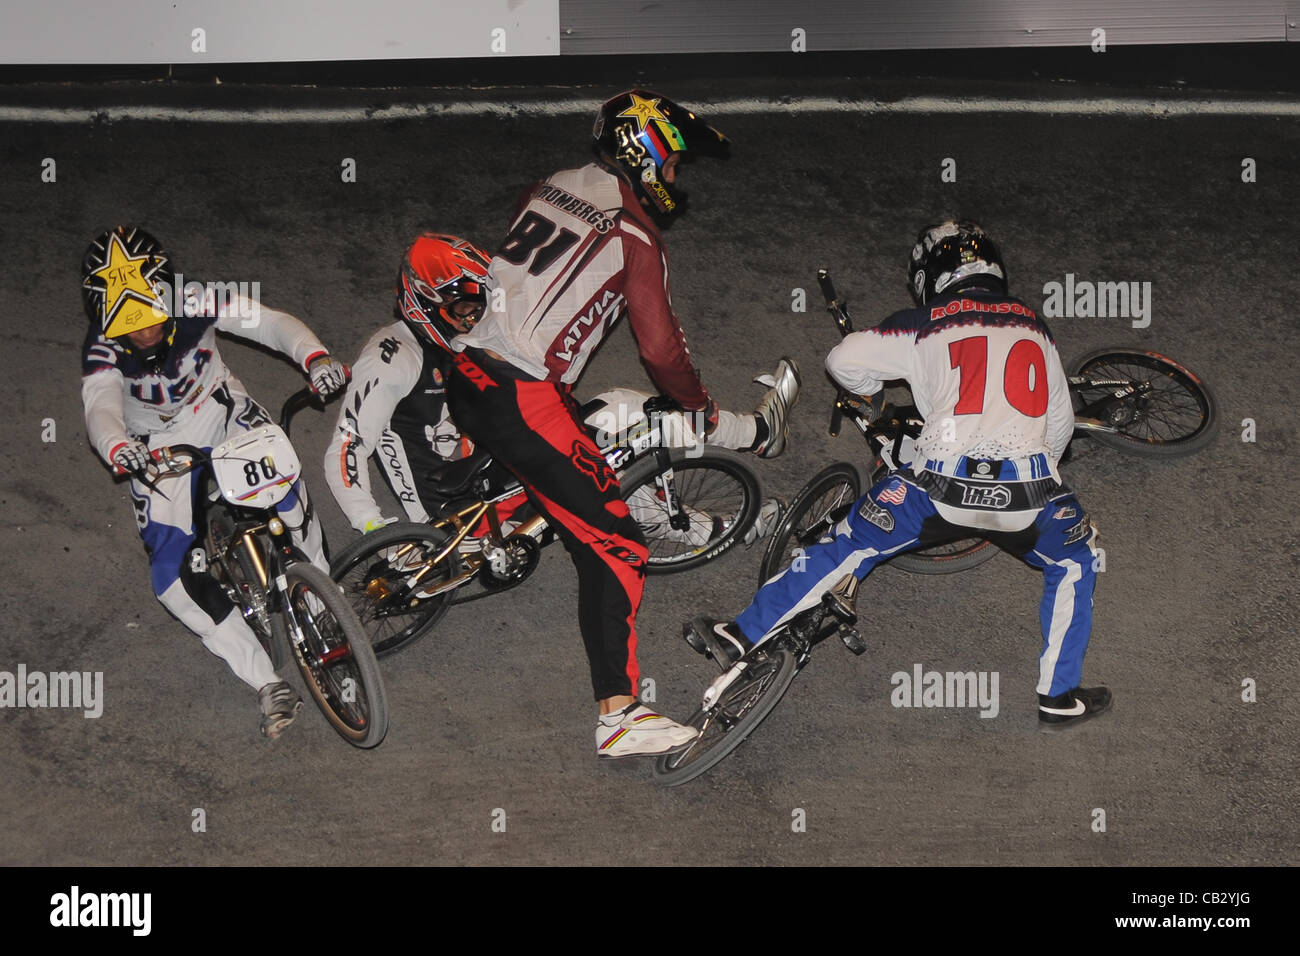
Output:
[654, 645, 798, 786]
[282, 562, 389, 748]
[620, 449, 761, 575]
[1070, 349, 1218, 457]
[758, 462, 859, 584]
[330, 522, 459, 659]
[865, 460, 998, 576]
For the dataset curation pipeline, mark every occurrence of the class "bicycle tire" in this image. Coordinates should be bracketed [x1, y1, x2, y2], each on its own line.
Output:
[620, 449, 761, 575]
[653, 645, 798, 786]
[865, 460, 998, 576]
[330, 522, 459, 659]
[282, 561, 389, 748]
[1070, 348, 1218, 458]
[758, 462, 860, 585]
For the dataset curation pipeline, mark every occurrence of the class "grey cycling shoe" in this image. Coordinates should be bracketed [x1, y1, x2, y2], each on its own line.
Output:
[259, 681, 303, 739]
[753, 357, 801, 459]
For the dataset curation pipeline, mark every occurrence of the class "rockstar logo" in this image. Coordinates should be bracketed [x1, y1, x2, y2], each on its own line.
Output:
[616, 93, 668, 132]
[88, 232, 168, 337]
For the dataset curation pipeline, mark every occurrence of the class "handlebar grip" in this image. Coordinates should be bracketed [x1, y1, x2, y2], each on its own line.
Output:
[817, 269, 838, 306]
[829, 403, 843, 439]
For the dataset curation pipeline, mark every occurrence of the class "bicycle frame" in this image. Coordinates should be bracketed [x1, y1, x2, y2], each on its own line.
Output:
[385, 395, 703, 602]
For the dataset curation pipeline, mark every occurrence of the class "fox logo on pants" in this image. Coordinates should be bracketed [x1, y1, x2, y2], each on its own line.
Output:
[571, 440, 617, 493]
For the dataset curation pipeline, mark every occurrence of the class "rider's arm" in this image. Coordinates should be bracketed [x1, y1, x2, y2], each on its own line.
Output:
[81, 364, 134, 466]
[1042, 347, 1075, 462]
[824, 318, 918, 397]
[620, 222, 712, 414]
[213, 294, 331, 373]
[323, 330, 420, 533]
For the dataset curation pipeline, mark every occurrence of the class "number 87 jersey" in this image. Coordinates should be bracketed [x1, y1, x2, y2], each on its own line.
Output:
[826, 287, 1075, 469]
[455, 162, 711, 412]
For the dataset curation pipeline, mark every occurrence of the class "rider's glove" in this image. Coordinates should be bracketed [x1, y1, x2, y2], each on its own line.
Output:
[308, 354, 349, 398]
[843, 391, 884, 424]
[110, 440, 152, 477]
[362, 516, 397, 534]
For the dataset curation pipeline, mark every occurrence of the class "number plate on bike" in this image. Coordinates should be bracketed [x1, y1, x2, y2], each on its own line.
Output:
[211, 425, 302, 508]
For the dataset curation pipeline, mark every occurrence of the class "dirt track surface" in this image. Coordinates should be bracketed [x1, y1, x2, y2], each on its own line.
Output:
[1, 82, 1297, 866]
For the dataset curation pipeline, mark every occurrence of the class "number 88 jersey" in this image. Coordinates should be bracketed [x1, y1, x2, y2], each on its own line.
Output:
[826, 287, 1075, 465]
[456, 162, 711, 412]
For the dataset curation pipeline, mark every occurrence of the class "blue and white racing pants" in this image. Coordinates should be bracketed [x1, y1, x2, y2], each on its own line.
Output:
[736, 463, 1100, 697]
[128, 379, 326, 692]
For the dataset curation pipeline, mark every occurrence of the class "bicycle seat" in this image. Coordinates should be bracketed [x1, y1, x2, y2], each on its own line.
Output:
[426, 450, 495, 498]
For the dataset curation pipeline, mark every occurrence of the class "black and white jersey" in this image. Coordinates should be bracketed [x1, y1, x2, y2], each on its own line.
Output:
[324, 322, 471, 532]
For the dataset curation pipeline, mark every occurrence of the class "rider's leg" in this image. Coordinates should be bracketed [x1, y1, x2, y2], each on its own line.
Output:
[991, 493, 1101, 697]
[734, 473, 936, 643]
[133, 470, 280, 692]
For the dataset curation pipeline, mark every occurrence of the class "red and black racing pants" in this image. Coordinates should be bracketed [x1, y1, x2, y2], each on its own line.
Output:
[448, 348, 647, 701]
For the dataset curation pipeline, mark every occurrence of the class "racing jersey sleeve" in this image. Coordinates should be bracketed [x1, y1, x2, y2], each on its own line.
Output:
[620, 217, 711, 411]
[324, 325, 422, 532]
[81, 362, 133, 465]
[824, 312, 920, 397]
[213, 293, 329, 371]
[1042, 347, 1075, 462]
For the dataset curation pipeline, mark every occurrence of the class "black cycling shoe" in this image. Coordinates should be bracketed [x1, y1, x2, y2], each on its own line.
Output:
[684, 618, 752, 670]
[1038, 685, 1113, 733]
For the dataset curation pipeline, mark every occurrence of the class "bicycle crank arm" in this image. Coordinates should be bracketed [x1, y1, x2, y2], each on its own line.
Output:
[1073, 419, 1123, 434]
[702, 660, 749, 710]
[411, 568, 477, 600]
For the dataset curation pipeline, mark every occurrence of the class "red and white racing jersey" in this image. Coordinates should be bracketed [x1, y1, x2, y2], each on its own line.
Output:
[456, 162, 711, 411]
[826, 288, 1075, 467]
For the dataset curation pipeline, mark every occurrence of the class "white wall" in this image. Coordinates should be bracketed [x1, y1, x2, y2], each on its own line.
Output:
[0, 0, 559, 64]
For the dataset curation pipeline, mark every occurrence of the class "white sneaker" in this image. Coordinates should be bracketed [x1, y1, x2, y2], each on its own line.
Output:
[259, 681, 302, 739]
[744, 498, 784, 547]
[753, 357, 801, 459]
[596, 702, 698, 758]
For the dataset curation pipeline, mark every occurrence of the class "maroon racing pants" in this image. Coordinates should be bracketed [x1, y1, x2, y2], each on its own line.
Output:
[448, 348, 648, 700]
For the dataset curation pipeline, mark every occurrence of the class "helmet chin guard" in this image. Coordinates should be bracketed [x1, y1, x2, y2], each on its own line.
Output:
[396, 233, 491, 351]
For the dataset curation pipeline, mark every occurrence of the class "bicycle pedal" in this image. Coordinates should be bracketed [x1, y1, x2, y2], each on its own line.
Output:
[824, 592, 858, 625]
[838, 625, 867, 656]
[682, 621, 708, 655]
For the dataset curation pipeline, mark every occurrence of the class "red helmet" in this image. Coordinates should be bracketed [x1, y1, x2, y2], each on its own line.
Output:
[396, 234, 490, 350]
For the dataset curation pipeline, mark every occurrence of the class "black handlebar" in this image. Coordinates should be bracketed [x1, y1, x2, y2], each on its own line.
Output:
[817, 268, 855, 337]
[279, 387, 322, 437]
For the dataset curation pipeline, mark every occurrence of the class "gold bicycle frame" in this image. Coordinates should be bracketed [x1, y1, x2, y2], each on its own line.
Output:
[376, 496, 549, 601]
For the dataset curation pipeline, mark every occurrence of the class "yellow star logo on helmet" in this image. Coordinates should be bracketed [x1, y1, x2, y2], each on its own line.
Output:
[89, 232, 169, 338]
[617, 93, 668, 132]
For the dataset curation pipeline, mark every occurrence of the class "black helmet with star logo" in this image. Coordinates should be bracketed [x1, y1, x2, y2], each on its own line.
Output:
[592, 89, 729, 217]
[81, 226, 177, 365]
